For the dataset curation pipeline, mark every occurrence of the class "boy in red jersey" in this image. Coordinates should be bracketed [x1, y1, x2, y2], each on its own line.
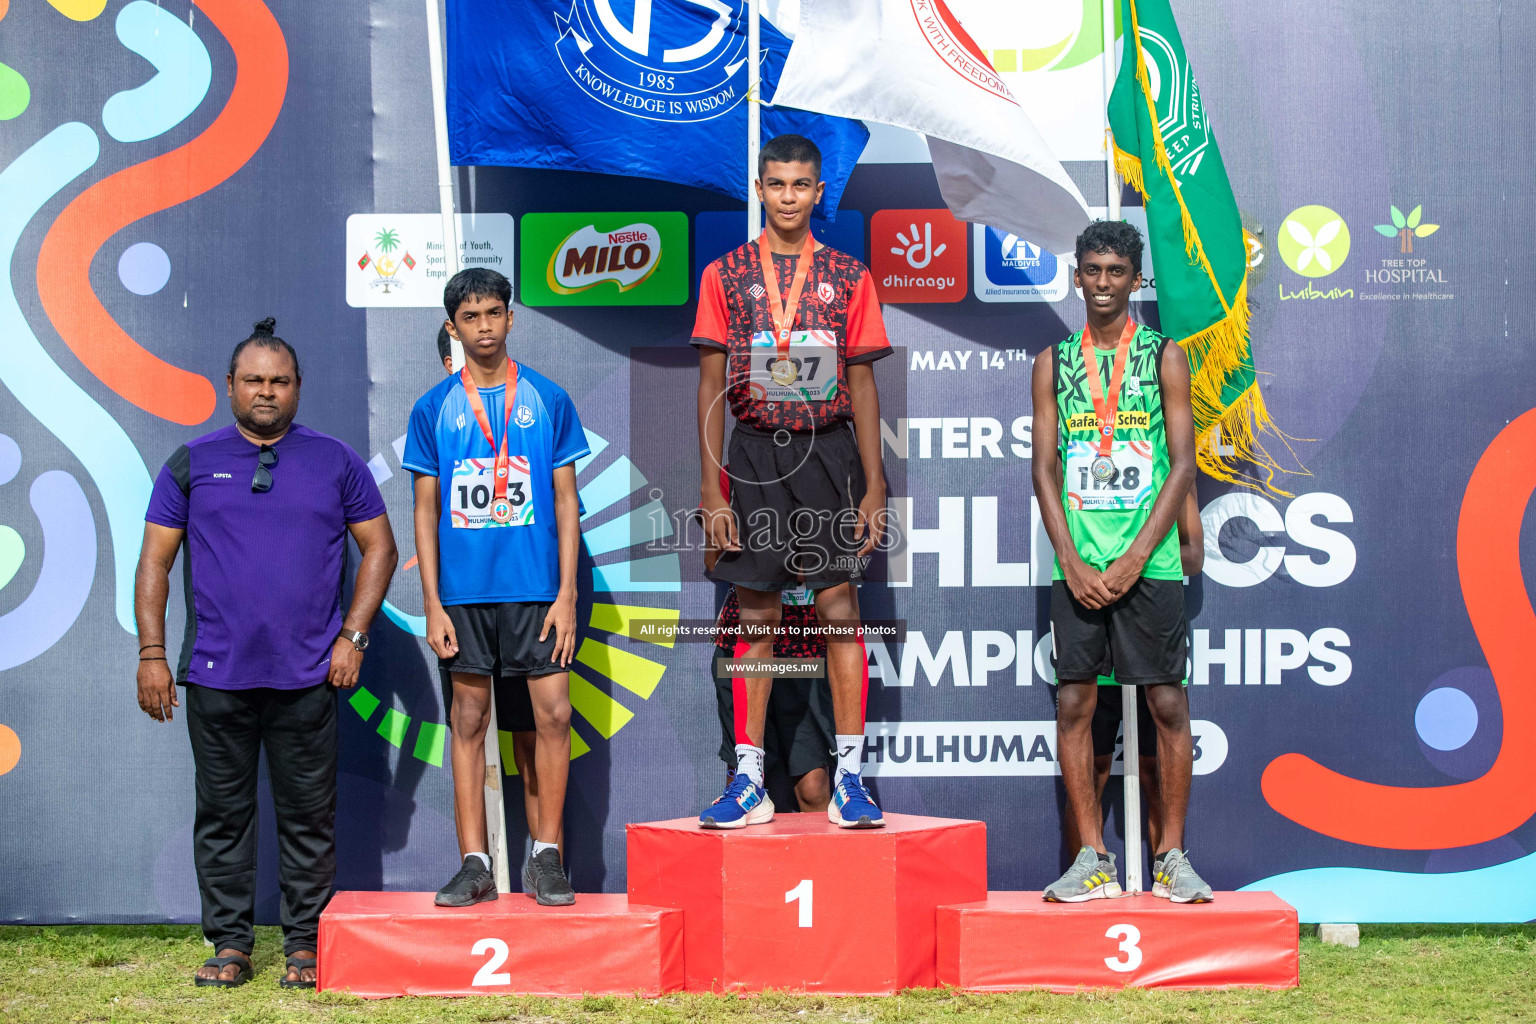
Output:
[692, 134, 892, 828]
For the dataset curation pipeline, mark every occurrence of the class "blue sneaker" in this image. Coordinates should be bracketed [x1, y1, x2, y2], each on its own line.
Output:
[699, 773, 774, 829]
[829, 771, 885, 829]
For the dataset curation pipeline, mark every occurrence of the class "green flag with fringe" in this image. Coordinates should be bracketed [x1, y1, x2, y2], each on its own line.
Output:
[1108, 0, 1280, 489]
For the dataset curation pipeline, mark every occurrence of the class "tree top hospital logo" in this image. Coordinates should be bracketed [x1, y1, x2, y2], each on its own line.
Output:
[911, 0, 1017, 105]
[555, 0, 749, 123]
[1278, 205, 1350, 277]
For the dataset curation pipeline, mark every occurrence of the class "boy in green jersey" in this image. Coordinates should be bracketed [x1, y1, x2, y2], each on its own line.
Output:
[1031, 221, 1212, 904]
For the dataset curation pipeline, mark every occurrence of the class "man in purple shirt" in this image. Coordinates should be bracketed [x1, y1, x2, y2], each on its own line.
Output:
[134, 319, 397, 989]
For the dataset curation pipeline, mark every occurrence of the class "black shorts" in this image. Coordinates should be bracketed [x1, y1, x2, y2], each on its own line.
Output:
[708, 422, 868, 592]
[1091, 686, 1157, 758]
[1050, 578, 1188, 685]
[438, 663, 536, 732]
[713, 651, 835, 779]
[441, 602, 562, 680]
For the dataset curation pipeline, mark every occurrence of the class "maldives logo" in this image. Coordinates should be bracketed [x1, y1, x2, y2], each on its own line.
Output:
[1374, 204, 1439, 254]
[1278, 205, 1350, 278]
[548, 222, 663, 294]
[910, 0, 1017, 105]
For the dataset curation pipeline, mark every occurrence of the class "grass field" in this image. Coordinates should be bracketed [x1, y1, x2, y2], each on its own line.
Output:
[2, 924, 1533, 1023]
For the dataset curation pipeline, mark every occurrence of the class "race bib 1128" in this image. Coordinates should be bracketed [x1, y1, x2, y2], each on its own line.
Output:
[1065, 439, 1155, 511]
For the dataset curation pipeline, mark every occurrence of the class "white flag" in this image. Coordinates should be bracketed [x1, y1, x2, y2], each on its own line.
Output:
[772, 0, 1090, 255]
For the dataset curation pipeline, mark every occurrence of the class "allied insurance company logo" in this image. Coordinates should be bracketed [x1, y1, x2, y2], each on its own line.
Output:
[521, 212, 689, 307]
[555, 0, 748, 122]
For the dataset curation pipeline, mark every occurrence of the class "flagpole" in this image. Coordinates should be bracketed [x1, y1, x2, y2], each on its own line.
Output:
[425, 0, 512, 896]
[747, 0, 761, 243]
[1104, 0, 1143, 896]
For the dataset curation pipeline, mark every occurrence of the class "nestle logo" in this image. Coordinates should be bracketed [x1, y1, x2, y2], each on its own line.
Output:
[212, 472, 233, 479]
[607, 230, 647, 245]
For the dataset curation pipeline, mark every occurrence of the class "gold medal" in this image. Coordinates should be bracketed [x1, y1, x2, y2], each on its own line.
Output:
[770, 358, 797, 386]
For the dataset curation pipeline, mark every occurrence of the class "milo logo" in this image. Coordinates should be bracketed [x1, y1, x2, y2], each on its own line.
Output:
[521, 212, 688, 307]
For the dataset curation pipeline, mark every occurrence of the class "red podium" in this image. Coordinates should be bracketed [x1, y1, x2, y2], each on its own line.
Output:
[626, 813, 987, 994]
[317, 892, 684, 997]
[937, 891, 1298, 991]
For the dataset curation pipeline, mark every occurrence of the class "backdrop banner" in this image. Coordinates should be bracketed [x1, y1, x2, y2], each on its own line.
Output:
[1, 0, 1534, 926]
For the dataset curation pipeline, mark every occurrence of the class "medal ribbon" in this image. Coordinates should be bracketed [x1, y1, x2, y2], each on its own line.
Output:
[1079, 319, 1137, 456]
[757, 229, 816, 363]
[460, 358, 521, 506]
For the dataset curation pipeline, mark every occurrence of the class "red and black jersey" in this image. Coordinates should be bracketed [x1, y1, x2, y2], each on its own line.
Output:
[714, 587, 825, 658]
[691, 240, 892, 432]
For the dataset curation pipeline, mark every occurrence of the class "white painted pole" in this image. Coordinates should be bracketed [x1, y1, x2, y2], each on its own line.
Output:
[747, 0, 762, 243]
[1104, 0, 1141, 895]
[425, 0, 511, 895]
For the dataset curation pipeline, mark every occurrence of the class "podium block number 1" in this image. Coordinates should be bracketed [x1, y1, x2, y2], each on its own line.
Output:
[1103, 924, 1142, 973]
[472, 938, 511, 986]
[784, 879, 813, 928]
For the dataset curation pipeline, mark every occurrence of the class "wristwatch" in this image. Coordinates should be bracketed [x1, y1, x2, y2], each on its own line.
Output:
[339, 629, 369, 653]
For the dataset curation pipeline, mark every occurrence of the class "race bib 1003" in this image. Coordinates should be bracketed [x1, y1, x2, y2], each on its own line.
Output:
[450, 457, 533, 528]
[1065, 439, 1155, 511]
[748, 329, 838, 403]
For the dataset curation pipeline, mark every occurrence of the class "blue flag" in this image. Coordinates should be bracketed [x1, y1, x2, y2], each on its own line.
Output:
[447, 1, 868, 218]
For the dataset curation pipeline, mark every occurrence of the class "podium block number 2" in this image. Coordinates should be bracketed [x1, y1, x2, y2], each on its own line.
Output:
[1103, 924, 1142, 973]
[785, 879, 813, 928]
[472, 938, 511, 986]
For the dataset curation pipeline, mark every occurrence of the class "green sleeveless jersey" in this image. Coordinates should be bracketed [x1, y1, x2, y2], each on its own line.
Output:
[1051, 324, 1182, 581]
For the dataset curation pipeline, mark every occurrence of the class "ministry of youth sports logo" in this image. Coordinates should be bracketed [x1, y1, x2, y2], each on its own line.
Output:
[555, 0, 749, 123]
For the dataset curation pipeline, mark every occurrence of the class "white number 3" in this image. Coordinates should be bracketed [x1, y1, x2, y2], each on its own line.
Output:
[1103, 923, 1142, 973]
[471, 937, 510, 986]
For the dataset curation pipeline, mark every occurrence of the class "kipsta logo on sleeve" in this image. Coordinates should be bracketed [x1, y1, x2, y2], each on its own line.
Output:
[554, 0, 748, 122]
[521, 212, 688, 306]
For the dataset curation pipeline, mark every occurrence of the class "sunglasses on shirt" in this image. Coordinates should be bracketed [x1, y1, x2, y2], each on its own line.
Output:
[251, 444, 278, 493]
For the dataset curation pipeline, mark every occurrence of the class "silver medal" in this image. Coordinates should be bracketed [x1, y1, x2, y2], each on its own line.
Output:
[1090, 455, 1116, 483]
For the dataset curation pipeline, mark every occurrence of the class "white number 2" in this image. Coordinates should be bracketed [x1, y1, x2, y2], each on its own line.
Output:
[784, 878, 813, 928]
[471, 937, 510, 986]
[1103, 923, 1143, 973]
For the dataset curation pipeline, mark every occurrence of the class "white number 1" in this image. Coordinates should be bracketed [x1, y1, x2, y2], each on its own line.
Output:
[1103, 923, 1143, 973]
[784, 878, 813, 928]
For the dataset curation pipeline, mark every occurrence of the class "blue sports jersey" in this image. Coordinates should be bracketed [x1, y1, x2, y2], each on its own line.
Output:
[403, 362, 589, 605]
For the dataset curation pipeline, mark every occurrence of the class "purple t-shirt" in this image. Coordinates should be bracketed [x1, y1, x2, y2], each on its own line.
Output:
[145, 423, 387, 690]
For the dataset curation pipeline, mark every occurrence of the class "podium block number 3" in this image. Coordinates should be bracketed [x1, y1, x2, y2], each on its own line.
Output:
[785, 878, 813, 928]
[472, 938, 511, 986]
[1103, 924, 1142, 973]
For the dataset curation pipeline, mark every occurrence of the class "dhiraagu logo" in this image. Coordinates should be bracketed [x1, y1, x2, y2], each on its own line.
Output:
[1278, 205, 1351, 278]
[359, 427, 681, 772]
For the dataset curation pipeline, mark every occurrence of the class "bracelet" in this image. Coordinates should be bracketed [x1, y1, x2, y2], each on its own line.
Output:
[139, 656, 167, 662]
[139, 643, 165, 653]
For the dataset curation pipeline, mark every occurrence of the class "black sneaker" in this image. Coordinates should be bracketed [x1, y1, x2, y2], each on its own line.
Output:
[521, 850, 536, 894]
[528, 848, 575, 907]
[434, 856, 497, 907]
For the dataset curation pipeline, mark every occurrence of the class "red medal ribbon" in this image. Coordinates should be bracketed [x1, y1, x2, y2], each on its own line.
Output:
[460, 358, 521, 508]
[1080, 319, 1137, 456]
[757, 229, 816, 363]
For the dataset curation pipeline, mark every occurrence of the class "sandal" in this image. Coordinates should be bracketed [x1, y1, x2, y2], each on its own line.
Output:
[194, 952, 252, 987]
[279, 954, 318, 990]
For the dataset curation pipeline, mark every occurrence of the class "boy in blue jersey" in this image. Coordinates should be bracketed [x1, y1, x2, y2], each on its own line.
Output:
[404, 269, 589, 907]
